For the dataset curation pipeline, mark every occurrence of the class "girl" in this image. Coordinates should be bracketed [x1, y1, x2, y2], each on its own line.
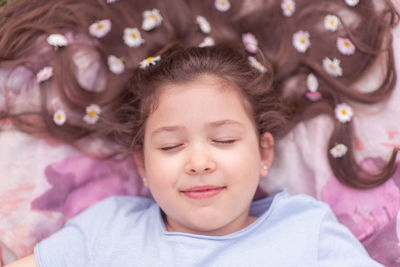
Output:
[0, 0, 398, 265]
[0, 0, 397, 188]
[7, 44, 382, 267]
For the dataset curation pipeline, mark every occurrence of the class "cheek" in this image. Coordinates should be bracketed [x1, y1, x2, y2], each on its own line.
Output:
[219, 140, 261, 165]
[144, 151, 183, 183]
[216, 145, 261, 182]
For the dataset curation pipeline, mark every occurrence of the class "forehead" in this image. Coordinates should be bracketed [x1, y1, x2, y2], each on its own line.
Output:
[145, 74, 255, 131]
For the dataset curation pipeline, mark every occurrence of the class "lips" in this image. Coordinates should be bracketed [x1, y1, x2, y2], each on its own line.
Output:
[181, 185, 225, 200]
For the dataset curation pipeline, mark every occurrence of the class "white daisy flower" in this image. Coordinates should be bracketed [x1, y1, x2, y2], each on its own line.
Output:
[47, 34, 68, 48]
[306, 73, 318, 92]
[323, 57, 343, 77]
[107, 55, 125, 74]
[324, 15, 340, 32]
[142, 9, 163, 31]
[199, 36, 215, 47]
[292, 30, 310, 53]
[36, 66, 53, 83]
[196, 16, 211, 34]
[89, 19, 112, 38]
[337, 37, 355, 56]
[335, 103, 353, 123]
[242, 33, 258, 54]
[330, 144, 348, 158]
[84, 104, 101, 124]
[215, 0, 231, 12]
[281, 0, 296, 17]
[53, 109, 67, 126]
[345, 0, 359, 7]
[123, 28, 145, 47]
[139, 56, 161, 69]
[248, 56, 266, 73]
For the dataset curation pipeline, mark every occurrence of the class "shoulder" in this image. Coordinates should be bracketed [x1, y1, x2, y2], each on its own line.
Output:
[34, 196, 157, 266]
[270, 192, 381, 266]
[269, 191, 331, 222]
[251, 191, 331, 245]
[68, 195, 155, 225]
[55, 195, 157, 247]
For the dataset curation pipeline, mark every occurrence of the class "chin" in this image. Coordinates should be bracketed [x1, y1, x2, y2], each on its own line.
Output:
[186, 218, 235, 236]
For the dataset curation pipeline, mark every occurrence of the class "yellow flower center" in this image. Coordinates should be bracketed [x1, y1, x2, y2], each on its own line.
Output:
[300, 38, 305, 44]
[286, 4, 292, 10]
[344, 41, 350, 47]
[336, 147, 341, 151]
[89, 111, 96, 118]
[147, 57, 153, 62]
[131, 33, 137, 39]
[57, 114, 62, 120]
[150, 14, 157, 19]
[220, 1, 226, 6]
[97, 24, 103, 30]
[329, 64, 335, 70]
[341, 110, 347, 115]
[330, 20, 335, 26]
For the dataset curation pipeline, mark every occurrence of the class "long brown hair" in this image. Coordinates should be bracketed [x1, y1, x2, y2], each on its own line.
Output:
[103, 43, 287, 152]
[0, 0, 398, 188]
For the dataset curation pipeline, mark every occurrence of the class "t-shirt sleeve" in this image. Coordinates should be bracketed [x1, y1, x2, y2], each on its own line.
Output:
[34, 197, 120, 267]
[317, 208, 383, 267]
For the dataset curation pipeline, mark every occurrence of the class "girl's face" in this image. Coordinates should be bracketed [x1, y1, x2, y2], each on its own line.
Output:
[134, 74, 274, 236]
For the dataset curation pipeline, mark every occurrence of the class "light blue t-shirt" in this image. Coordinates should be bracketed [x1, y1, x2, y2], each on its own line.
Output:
[34, 191, 382, 267]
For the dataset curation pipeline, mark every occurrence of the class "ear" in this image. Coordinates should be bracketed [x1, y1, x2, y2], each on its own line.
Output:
[133, 151, 148, 187]
[259, 132, 274, 177]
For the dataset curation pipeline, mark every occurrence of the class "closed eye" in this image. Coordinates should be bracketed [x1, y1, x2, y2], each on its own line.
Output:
[160, 144, 183, 151]
[213, 139, 236, 144]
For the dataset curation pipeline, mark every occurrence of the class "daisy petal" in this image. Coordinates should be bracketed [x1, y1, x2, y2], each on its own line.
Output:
[53, 109, 67, 126]
[123, 28, 145, 47]
[36, 66, 53, 83]
[242, 33, 258, 54]
[306, 73, 318, 92]
[215, 0, 231, 12]
[139, 56, 161, 69]
[345, 0, 359, 7]
[337, 37, 355, 56]
[199, 37, 215, 47]
[107, 55, 125, 74]
[335, 103, 353, 123]
[323, 57, 343, 77]
[330, 144, 348, 158]
[142, 9, 163, 31]
[47, 34, 68, 48]
[292, 30, 310, 53]
[84, 104, 101, 124]
[248, 56, 266, 73]
[281, 0, 296, 17]
[324, 15, 340, 32]
[196, 16, 211, 34]
[89, 19, 112, 38]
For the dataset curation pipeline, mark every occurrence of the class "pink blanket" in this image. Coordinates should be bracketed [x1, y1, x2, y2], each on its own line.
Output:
[1, 20, 400, 267]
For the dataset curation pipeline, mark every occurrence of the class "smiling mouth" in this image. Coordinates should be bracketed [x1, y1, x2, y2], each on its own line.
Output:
[181, 186, 226, 200]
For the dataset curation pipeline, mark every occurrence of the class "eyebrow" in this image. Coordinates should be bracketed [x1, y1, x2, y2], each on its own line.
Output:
[150, 120, 244, 137]
[208, 119, 243, 128]
[150, 125, 186, 137]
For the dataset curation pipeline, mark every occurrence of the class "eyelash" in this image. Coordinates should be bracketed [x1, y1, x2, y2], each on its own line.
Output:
[161, 144, 182, 151]
[214, 139, 236, 144]
[160, 140, 236, 151]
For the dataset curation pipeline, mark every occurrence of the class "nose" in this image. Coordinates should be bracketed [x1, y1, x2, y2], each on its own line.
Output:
[184, 146, 216, 175]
